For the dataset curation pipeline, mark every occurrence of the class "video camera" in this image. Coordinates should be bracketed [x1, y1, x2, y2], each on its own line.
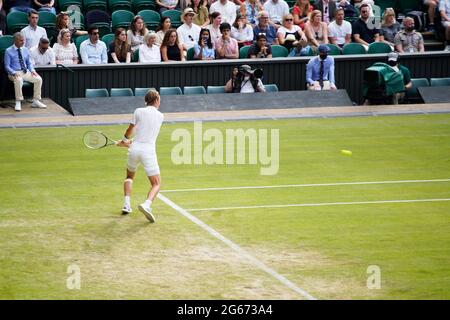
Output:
[237, 65, 263, 79]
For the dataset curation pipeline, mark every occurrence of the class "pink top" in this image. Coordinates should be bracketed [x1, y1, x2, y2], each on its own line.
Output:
[214, 37, 238, 58]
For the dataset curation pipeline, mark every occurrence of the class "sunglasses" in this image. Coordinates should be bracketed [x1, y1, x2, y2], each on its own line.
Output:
[92, 32, 99, 35]
[285, 19, 293, 22]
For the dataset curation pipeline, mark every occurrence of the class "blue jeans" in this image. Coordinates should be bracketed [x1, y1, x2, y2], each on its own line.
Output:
[10, 7, 34, 14]
[38, 7, 57, 15]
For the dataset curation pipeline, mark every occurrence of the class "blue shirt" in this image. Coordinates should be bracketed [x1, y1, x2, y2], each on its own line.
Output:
[80, 39, 108, 64]
[306, 55, 335, 85]
[4, 45, 34, 75]
[253, 25, 277, 45]
[194, 44, 215, 59]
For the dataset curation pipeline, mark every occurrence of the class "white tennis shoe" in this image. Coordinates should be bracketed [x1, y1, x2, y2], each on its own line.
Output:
[138, 204, 155, 223]
[31, 99, 47, 109]
[122, 204, 132, 214]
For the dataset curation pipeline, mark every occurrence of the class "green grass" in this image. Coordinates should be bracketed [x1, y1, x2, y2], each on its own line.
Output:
[0, 114, 449, 299]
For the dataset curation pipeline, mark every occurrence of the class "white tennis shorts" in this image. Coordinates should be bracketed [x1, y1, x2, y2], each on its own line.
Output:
[127, 146, 160, 177]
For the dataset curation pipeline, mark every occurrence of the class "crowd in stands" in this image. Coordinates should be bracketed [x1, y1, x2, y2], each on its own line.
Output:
[1, 0, 450, 67]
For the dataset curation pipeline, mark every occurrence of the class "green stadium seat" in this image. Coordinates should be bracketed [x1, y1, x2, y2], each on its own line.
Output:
[271, 45, 289, 58]
[85, 88, 109, 97]
[58, 0, 83, 11]
[430, 78, 450, 87]
[264, 84, 279, 92]
[0, 35, 14, 57]
[342, 43, 367, 55]
[375, 0, 400, 13]
[6, 11, 29, 34]
[326, 43, 341, 55]
[162, 10, 182, 28]
[160, 87, 182, 95]
[38, 11, 56, 35]
[75, 34, 89, 54]
[134, 87, 155, 96]
[102, 33, 115, 47]
[239, 45, 250, 59]
[367, 42, 392, 54]
[133, 0, 156, 13]
[207, 86, 226, 94]
[406, 78, 429, 102]
[186, 47, 195, 60]
[112, 10, 134, 31]
[108, 0, 133, 12]
[138, 10, 160, 31]
[83, 0, 108, 12]
[132, 48, 139, 62]
[183, 86, 206, 95]
[110, 88, 134, 96]
[397, 0, 422, 13]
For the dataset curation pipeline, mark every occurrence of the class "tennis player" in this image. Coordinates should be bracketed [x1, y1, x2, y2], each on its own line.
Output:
[119, 90, 164, 222]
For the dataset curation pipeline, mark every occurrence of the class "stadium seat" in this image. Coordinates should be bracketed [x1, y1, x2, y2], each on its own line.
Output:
[83, 0, 107, 12]
[59, 0, 84, 11]
[75, 34, 89, 54]
[183, 86, 206, 95]
[207, 86, 226, 94]
[132, 49, 139, 62]
[162, 10, 182, 28]
[85, 10, 111, 37]
[69, 10, 85, 30]
[430, 78, 450, 87]
[108, 0, 133, 12]
[160, 87, 182, 95]
[112, 10, 134, 31]
[132, 0, 156, 12]
[110, 88, 134, 96]
[406, 78, 429, 102]
[239, 45, 250, 59]
[85, 88, 109, 97]
[367, 42, 392, 54]
[6, 11, 29, 34]
[397, 0, 422, 13]
[342, 43, 367, 55]
[0, 35, 14, 57]
[264, 84, 279, 92]
[138, 10, 160, 31]
[326, 44, 341, 55]
[375, 0, 399, 13]
[38, 11, 56, 35]
[271, 45, 289, 58]
[186, 47, 195, 60]
[134, 87, 155, 96]
[102, 33, 115, 46]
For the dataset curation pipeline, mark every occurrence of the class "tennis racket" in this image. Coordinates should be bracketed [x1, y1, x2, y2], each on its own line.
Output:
[83, 130, 118, 149]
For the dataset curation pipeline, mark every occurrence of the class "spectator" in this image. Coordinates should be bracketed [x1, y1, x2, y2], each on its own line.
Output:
[156, 0, 179, 14]
[215, 22, 239, 59]
[50, 12, 87, 46]
[314, 0, 336, 24]
[394, 17, 425, 53]
[155, 16, 172, 47]
[127, 15, 148, 53]
[231, 14, 254, 47]
[306, 44, 336, 91]
[277, 13, 307, 52]
[30, 37, 55, 66]
[248, 33, 273, 58]
[21, 10, 48, 49]
[352, 3, 380, 50]
[206, 12, 223, 43]
[263, 0, 290, 27]
[80, 26, 107, 64]
[160, 28, 185, 61]
[7, 0, 33, 13]
[380, 7, 400, 49]
[253, 11, 278, 44]
[304, 10, 329, 47]
[194, 28, 215, 60]
[292, 0, 314, 29]
[33, 0, 56, 15]
[424, 0, 439, 32]
[225, 65, 266, 93]
[190, 0, 209, 26]
[139, 31, 161, 63]
[243, 0, 263, 26]
[328, 8, 352, 47]
[288, 38, 315, 56]
[440, 0, 450, 50]
[109, 28, 131, 63]
[386, 52, 412, 104]
[0, 0, 6, 36]
[4, 32, 47, 111]
[209, 0, 237, 24]
[177, 7, 201, 50]
[53, 28, 78, 65]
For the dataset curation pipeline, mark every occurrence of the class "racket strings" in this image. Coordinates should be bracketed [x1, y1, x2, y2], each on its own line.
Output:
[84, 132, 108, 149]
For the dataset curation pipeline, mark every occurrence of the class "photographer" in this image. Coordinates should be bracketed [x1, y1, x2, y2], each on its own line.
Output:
[225, 65, 266, 93]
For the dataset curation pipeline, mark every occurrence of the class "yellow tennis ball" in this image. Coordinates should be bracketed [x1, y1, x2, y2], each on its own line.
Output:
[341, 150, 352, 156]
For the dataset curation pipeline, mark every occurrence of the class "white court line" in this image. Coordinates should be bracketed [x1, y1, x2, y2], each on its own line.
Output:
[187, 198, 450, 212]
[157, 193, 317, 300]
[162, 179, 450, 193]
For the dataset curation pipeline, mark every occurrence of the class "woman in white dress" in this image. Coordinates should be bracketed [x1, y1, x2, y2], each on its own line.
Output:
[53, 28, 78, 64]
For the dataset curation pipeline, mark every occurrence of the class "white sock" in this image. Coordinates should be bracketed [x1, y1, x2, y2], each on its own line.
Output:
[144, 199, 152, 207]
[124, 196, 131, 206]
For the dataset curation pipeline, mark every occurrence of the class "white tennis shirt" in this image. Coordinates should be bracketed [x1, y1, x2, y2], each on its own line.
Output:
[131, 106, 164, 151]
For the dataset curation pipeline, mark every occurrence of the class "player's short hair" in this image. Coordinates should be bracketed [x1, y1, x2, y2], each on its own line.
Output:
[145, 90, 160, 106]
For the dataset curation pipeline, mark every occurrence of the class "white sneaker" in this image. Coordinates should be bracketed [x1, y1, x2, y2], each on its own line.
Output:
[15, 101, 21, 112]
[445, 45, 450, 52]
[138, 203, 155, 223]
[122, 204, 132, 214]
[31, 99, 47, 109]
